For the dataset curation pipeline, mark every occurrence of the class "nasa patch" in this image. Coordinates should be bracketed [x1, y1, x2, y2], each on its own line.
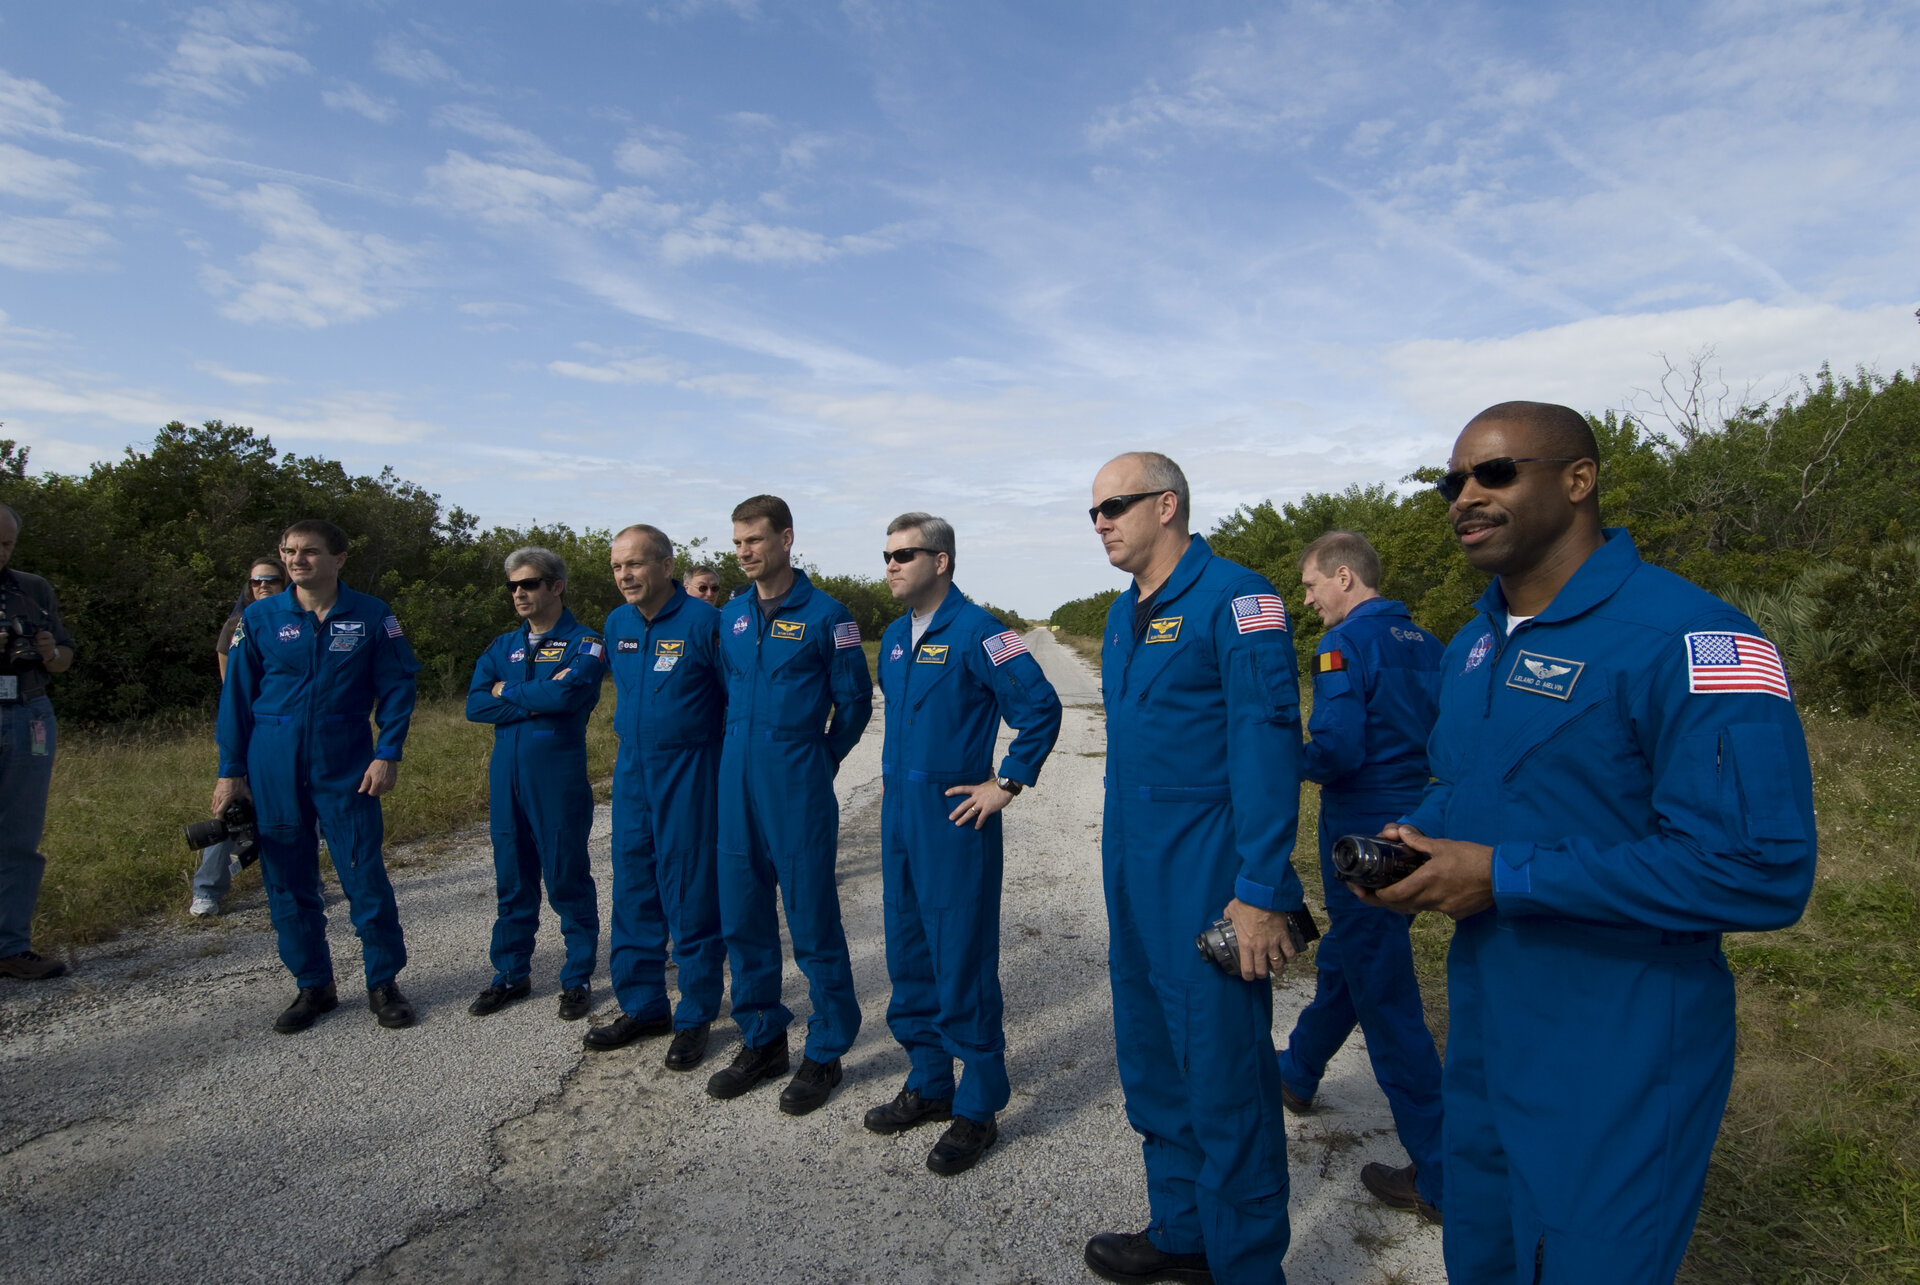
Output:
[1463, 632, 1494, 674]
[509, 648, 526, 663]
[732, 616, 749, 635]
[277, 623, 301, 643]
[889, 644, 904, 662]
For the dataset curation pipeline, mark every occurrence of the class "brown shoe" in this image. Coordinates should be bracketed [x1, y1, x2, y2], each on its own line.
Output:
[0, 950, 68, 981]
[1361, 1162, 1441, 1224]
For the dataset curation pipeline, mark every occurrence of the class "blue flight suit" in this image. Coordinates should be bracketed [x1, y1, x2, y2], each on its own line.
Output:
[465, 609, 606, 991]
[716, 571, 873, 1061]
[1405, 530, 1816, 1284]
[1277, 597, 1447, 1209]
[877, 586, 1063, 1123]
[1101, 536, 1306, 1285]
[603, 586, 727, 1028]
[217, 584, 420, 990]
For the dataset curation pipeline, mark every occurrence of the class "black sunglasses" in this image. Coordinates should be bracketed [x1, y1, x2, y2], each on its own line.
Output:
[250, 574, 285, 585]
[507, 576, 549, 592]
[1436, 457, 1580, 504]
[882, 547, 939, 566]
[1088, 491, 1169, 525]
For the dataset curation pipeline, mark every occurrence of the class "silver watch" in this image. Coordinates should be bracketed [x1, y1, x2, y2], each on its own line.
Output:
[996, 777, 1024, 796]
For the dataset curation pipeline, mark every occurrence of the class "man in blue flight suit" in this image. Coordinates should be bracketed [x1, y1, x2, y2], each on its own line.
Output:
[1364, 402, 1817, 1284]
[1083, 452, 1308, 1285]
[464, 547, 606, 1022]
[1275, 529, 1446, 1223]
[214, 519, 421, 1034]
[706, 494, 873, 1116]
[866, 511, 1063, 1175]
[583, 524, 727, 1071]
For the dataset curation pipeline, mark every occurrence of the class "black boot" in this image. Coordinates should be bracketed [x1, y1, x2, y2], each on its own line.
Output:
[705, 1032, 790, 1100]
[778, 1056, 843, 1116]
[1083, 1231, 1213, 1284]
[664, 1022, 712, 1071]
[273, 983, 339, 1035]
[368, 982, 414, 1029]
[863, 1087, 954, 1135]
[467, 978, 532, 1017]
[583, 1011, 673, 1052]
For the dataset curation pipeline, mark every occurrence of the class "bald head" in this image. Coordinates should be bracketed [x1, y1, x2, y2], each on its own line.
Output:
[1097, 451, 1190, 527]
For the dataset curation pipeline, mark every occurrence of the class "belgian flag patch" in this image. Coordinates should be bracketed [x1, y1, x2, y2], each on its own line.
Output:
[1316, 650, 1347, 674]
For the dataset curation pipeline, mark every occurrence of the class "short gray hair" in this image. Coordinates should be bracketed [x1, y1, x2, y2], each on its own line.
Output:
[613, 523, 674, 562]
[504, 546, 567, 586]
[887, 511, 956, 571]
[1299, 530, 1382, 589]
[1110, 451, 1190, 525]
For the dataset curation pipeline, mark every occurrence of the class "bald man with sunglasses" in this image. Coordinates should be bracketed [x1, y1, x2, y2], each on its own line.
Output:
[1365, 402, 1817, 1283]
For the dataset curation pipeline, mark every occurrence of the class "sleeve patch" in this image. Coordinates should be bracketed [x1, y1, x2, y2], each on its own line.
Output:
[1231, 593, 1289, 634]
[833, 621, 862, 650]
[231, 619, 247, 642]
[1685, 631, 1790, 701]
[383, 615, 405, 639]
[580, 638, 605, 659]
[983, 630, 1029, 665]
[1316, 649, 1347, 674]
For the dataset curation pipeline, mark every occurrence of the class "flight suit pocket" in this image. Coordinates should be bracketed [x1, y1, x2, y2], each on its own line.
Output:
[1722, 722, 1809, 847]
[1497, 680, 1615, 783]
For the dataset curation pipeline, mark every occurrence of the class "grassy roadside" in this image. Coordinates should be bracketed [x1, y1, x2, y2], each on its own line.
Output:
[31, 692, 619, 949]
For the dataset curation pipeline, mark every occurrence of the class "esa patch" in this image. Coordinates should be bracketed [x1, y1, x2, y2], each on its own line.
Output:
[536, 645, 567, 662]
[616, 639, 640, 653]
[330, 619, 366, 636]
[1463, 632, 1494, 674]
[654, 639, 685, 658]
[1145, 617, 1182, 644]
[916, 644, 948, 664]
[1505, 650, 1585, 700]
[1389, 625, 1425, 643]
[277, 623, 301, 643]
[771, 620, 806, 642]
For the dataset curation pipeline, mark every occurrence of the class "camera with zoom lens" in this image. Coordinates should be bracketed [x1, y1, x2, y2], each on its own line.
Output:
[1330, 834, 1429, 890]
[2, 616, 43, 668]
[184, 799, 261, 869]
[1196, 907, 1321, 976]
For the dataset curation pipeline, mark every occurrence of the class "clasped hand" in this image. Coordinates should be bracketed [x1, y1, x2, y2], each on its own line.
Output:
[1350, 825, 1496, 920]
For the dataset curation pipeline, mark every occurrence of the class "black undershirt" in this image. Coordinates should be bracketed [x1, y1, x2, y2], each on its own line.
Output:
[756, 586, 791, 634]
[1132, 587, 1160, 638]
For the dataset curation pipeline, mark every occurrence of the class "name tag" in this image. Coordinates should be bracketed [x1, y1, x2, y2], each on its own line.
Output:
[536, 645, 567, 662]
[771, 620, 805, 641]
[655, 639, 684, 657]
[1505, 650, 1586, 700]
[916, 644, 948, 664]
[330, 620, 366, 636]
[0, 675, 17, 701]
[1145, 617, 1182, 644]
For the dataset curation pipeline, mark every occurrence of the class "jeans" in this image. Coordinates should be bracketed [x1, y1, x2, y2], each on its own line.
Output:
[192, 839, 236, 902]
[0, 696, 57, 957]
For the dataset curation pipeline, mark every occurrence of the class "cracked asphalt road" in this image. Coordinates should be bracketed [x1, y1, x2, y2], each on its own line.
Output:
[0, 629, 1442, 1284]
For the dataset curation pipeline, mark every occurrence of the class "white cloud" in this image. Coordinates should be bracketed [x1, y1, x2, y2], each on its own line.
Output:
[373, 34, 456, 86]
[0, 143, 89, 203]
[0, 216, 114, 271]
[198, 182, 416, 327]
[321, 81, 397, 123]
[432, 104, 593, 180]
[457, 300, 524, 318]
[194, 360, 281, 386]
[659, 201, 891, 266]
[142, 3, 311, 103]
[423, 151, 598, 224]
[547, 352, 685, 384]
[612, 133, 686, 178]
[0, 70, 65, 134]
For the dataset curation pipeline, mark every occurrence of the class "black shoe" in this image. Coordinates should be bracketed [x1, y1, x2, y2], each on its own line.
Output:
[557, 985, 592, 1021]
[1361, 1161, 1442, 1225]
[864, 1087, 954, 1135]
[664, 1022, 712, 1072]
[468, 978, 532, 1017]
[0, 950, 68, 981]
[706, 1032, 790, 1100]
[777, 1056, 843, 1116]
[583, 1011, 673, 1052]
[369, 982, 414, 1029]
[1280, 1080, 1312, 1115]
[927, 1114, 997, 1176]
[273, 983, 339, 1035]
[1084, 1231, 1213, 1284]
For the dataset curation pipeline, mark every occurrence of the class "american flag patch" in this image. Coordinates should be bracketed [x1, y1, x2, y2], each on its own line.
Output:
[833, 621, 862, 650]
[983, 630, 1029, 666]
[383, 615, 405, 639]
[1231, 594, 1289, 634]
[1685, 631, 1790, 700]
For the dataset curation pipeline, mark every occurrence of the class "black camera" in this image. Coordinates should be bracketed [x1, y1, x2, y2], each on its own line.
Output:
[1330, 835, 1429, 889]
[1196, 908, 1321, 976]
[3, 616, 42, 667]
[184, 799, 261, 869]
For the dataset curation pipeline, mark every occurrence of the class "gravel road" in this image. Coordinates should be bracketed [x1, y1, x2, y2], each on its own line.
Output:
[0, 629, 1442, 1284]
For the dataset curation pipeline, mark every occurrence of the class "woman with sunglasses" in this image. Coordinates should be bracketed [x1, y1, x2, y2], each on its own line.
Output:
[189, 557, 286, 917]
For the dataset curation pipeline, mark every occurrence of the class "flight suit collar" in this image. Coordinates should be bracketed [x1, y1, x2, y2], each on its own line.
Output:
[1474, 527, 1639, 633]
[754, 568, 815, 619]
[1339, 596, 1408, 626]
[643, 584, 692, 627]
[1138, 534, 1212, 611]
[523, 605, 580, 643]
[914, 583, 968, 639]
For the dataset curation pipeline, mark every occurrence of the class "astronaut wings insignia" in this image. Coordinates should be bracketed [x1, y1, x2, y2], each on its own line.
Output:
[1524, 659, 1571, 680]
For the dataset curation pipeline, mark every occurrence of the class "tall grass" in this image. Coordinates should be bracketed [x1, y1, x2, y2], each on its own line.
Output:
[31, 693, 619, 947]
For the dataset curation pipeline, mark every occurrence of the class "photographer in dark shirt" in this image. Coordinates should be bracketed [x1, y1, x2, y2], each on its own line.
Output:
[0, 502, 77, 981]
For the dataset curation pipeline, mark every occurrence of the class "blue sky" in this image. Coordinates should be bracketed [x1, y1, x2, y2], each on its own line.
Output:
[2, 0, 1916, 613]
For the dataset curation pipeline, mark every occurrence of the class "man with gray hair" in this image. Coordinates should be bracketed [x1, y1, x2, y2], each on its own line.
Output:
[465, 546, 607, 1022]
[865, 511, 1061, 1175]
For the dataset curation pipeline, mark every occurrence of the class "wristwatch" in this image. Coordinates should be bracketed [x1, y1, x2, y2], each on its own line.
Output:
[996, 777, 1024, 797]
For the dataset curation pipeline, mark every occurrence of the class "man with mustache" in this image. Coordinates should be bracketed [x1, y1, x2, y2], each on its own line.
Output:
[1362, 402, 1817, 1283]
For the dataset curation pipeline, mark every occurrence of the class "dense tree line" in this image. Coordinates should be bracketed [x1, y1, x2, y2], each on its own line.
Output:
[1051, 364, 1920, 720]
[0, 421, 1024, 724]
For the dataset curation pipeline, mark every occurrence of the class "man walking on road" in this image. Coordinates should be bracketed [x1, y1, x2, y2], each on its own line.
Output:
[214, 519, 421, 1033]
[585, 525, 727, 1070]
[866, 512, 1062, 1175]
[465, 547, 607, 1023]
[1365, 402, 1816, 1282]
[1083, 453, 1308, 1285]
[1275, 530, 1446, 1223]
[707, 495, 873, 1115]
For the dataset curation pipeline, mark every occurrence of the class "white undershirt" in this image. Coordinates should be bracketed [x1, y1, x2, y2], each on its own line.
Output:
[1506, 613, 1535, 636]
[910, 609, 936, 648]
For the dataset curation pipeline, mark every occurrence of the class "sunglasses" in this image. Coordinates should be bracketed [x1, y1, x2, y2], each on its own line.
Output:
[1435, 457, 1580, 504]
[882, 547, 939, 566]
[250, 575, 285, 585]
[1088, 491, 1169, 525]
[507, 576, 549, 592]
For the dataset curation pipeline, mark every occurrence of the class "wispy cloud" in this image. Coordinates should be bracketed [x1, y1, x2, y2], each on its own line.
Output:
[0, 143, 90, 203]
[140, 2, 312, 103]
[196, 182, 417, 327]
[0, 216, 115, 271]
[321, 81, 396, 123]
[372, 33, 458, 86]
[195, 359, 282, 386]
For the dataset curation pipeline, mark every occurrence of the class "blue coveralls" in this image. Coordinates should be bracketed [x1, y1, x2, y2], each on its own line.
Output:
[465, 608, 606, 991]
[716, 571, 873, 1061]
[604, 586, 727, 1028]
[877, 586, 1063, 1123]
[217, 584, 420, 990]
[1101, 536, 1306, 1285]
[1406, 530, 1817, 1283]
[1277, 597, 1446, 1209]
